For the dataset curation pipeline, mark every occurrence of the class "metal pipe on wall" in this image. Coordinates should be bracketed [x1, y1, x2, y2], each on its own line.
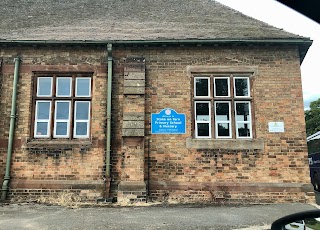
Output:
[104, 44, 113, 198]
[1, 57, 21, 201]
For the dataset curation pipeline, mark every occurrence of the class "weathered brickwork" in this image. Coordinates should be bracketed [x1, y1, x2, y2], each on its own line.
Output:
[117, 58, 147, 203]
[150, 189, 311, 204]
[0, 46, 108, 201]
[110, 45, 311, 203]
[0, 44, 313, 204]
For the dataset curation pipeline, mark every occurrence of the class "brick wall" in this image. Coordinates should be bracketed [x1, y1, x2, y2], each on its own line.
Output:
[111, 45, 312, 203]
[0, 46, 108, 201]
[0, 44, 313, 204]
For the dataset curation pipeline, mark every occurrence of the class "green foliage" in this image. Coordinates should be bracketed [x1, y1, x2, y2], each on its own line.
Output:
[305, 98, 320, 136]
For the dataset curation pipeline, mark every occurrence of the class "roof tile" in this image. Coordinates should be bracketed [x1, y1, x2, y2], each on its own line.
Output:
[0, 0, 306, 41]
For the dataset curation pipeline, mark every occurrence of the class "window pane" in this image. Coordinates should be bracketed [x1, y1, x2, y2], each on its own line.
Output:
[237, 123, 251, 137]
[37, 102, 50, 119]
[76, 78, 91, 96]
[56, 102, 70, 119]
[36, 122, 48, 135]
[236, 103, 250, 121]
[235, 78, 249, 97]
[197, 123, 209, 137]
[215, 103, 230, 121]
[76, 102, 89, 120]
[195, 78, 209, 97]
[196, 102, 209, 121]
[56, 122, 68, 135]
[38, 78, 52, 96]
[76, 122, 88, 136]
[57, 78, 71, 96]
[217, 123, 230, 137]
[215, 78, 229, 97]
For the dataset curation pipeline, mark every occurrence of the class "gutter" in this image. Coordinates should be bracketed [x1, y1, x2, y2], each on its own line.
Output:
[0, 38, 312, 63]
[0, 38, 312, 45]
[1, 57, 20, 201]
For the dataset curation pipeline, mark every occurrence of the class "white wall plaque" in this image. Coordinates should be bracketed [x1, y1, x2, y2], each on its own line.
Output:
[268, 122, 285, 133]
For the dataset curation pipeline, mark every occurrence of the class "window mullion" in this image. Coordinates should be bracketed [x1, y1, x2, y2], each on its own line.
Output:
[209, 76, 212, 138]
[50, 99, 54, 139]
[70, 98, 75, 140]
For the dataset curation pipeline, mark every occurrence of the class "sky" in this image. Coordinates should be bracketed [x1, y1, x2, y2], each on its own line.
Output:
[216, 0, 320, 110]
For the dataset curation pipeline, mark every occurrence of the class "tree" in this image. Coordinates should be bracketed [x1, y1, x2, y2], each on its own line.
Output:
[305, 98, 320, 136]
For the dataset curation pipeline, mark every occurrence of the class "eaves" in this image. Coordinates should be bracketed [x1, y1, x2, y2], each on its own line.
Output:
[0, 38, 312, 63]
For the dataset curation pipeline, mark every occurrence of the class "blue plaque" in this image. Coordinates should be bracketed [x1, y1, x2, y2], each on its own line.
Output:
[151, 108, 186, 134]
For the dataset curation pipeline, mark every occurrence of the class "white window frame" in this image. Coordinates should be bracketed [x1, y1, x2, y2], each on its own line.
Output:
[56, 77, 72, 97]
[194, 77, 210, 98]
[234, 76, 250, 98]
[214, 77, 230, 98]
[73, 101, 91, 138]
[53, 101, 71, 138]
[235, 101, 252, 139]
[37, 77, 52, 97]
[75, 77, 91, 97]
[214, 101, 232, 139]
[194, 101, 211, 138]
[34, 101, 52, 138]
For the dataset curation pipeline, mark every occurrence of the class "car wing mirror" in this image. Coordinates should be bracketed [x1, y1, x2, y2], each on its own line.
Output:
[271, 210, 320, 230]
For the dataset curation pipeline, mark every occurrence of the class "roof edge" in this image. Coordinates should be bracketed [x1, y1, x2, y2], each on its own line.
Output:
[0, 38, 312, 45]
[0, 38, 312, 62]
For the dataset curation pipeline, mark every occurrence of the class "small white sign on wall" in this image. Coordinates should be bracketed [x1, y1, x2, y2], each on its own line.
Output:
[268, 122, 285, 133]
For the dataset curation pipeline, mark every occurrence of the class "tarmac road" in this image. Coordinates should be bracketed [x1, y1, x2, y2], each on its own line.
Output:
[0, 203, 318, 230]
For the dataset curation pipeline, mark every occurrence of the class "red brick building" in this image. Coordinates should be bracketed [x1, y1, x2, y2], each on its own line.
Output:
[0, 0, 313, 204]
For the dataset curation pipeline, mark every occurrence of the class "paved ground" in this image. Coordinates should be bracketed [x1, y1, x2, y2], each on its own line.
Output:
[0, 203, 318, 230]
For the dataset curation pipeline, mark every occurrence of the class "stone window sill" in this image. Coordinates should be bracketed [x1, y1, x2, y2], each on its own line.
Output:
[186, 138, 264, 150]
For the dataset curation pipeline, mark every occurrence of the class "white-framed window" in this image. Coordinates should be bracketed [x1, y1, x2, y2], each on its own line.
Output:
[194, 101, 211, 138]
[53, 101, 71, 138]
[234, 76, 250, 97]
[37, 77, 52, 97]
[214, 77, 230, 97]
[76, 77, 91, 97]
[215, 101, 232, 138]
[74, 101, 91, 138]
[194, 77, 210, 98]
[56, 77, 72, 97]
[34, 101, 51, 138]
[193, 74, 253, 139]
[33, 73, 92, 139]
[235, 101, 252, 138]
